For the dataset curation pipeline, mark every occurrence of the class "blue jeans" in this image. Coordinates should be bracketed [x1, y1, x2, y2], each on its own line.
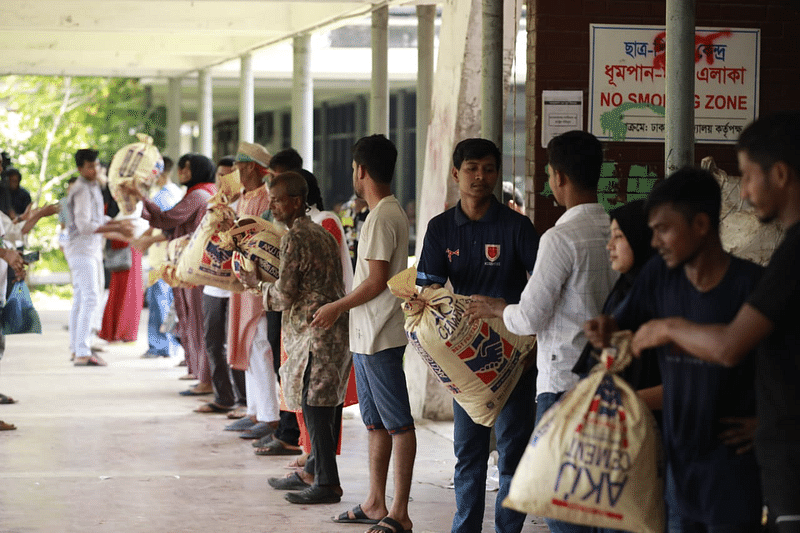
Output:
[452, 368, 537, 533]
[353, 347, 415, 434]
[146, 279, 178, 356]
[535, 392, 594, 533]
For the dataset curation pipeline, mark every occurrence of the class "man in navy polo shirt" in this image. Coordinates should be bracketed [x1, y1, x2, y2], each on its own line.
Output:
[417, 138, 539, 533]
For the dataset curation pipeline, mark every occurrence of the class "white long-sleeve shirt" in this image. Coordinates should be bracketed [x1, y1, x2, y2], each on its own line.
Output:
[65, 176, 106, 260]
[503, 203, 618, 395]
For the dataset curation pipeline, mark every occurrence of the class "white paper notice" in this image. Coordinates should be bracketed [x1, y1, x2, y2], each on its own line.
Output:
[542, 91, 584, 148]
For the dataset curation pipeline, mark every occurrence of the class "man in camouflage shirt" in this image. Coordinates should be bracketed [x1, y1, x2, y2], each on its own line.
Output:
[252, 171, 351, 505]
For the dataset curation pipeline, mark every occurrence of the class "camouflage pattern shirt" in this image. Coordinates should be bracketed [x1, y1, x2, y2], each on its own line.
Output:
[263, 216, 351, 409]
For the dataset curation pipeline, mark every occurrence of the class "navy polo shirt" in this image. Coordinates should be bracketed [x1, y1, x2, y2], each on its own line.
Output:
[416, 198, 539, 303]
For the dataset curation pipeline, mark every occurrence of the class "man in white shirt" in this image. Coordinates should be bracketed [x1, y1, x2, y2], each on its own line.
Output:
[67, 149, 133, 366]
[468, 130, 617, 533]
[311, 135, 415, 533]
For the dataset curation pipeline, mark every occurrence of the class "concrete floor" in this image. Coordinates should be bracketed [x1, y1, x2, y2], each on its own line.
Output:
[0, 300, 549, 533]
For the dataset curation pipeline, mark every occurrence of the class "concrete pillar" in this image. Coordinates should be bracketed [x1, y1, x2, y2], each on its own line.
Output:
[370, 6, 389, 135]
[395, 89, 408, 206]
[665, 0, 696, 174]
[293, 34, 314, 172]
[166, 77, 182, 163]
[239, 52, 254, 144]
[482, 0, 504, 199]
[198, 69, 213, 158]
[416, 5, 435, 217]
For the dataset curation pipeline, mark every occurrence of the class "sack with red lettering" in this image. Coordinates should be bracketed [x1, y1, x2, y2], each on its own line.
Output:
[227, 216, 284, 284]
[503, 331, 664, 533]
[388, 267, 536, 427]
[175, 203, 242, 291]
[173, 170, 245, 290]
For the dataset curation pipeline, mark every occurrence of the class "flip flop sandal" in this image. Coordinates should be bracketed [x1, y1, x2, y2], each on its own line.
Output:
[227, 407, 248, 419]
[369, 517, 413, 533]
[74, 355, 107, 367]
[268, 472, 310, 490]
[179, 388, 212, 396]
[225, 418, 257, 431]
[254, 439, 302, 456]
[239, 421, 277, 440]
[0, 420, 17, 431]
[332, 504, 381, 524]
[193, 403, 233, 413]
[0, 394, 16, 404]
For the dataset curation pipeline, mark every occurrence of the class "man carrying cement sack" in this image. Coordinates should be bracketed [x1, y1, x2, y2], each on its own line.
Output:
[416, 138, 539, 533]
[468, 130, 618, 533]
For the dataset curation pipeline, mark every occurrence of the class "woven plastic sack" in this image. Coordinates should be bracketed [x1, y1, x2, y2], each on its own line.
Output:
[388, 267, 536, 427]
[108, 134, 162, 215]
[157, 234, 192, 288]
[503, 331, 664, 533]
[228, 217, 284, 284]
[175, 204, 241, 291]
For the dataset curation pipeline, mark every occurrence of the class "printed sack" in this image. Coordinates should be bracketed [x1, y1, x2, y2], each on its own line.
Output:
[158, 235, 192, 288]
[503, 331, 664, 533]
[388, 267, 536, 427]
[108, 133, 162, 215]
[177, 170, 244, 292]
[175, 203, 241, 291]
[228, 217, 284, 284]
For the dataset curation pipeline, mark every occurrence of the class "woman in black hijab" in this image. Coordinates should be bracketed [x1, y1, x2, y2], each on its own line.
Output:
[573, 199, 660, 392]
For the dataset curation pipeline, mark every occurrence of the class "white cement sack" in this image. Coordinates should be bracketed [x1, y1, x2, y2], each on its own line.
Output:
[388, 267, 536, 427]
[504, 331, 664, 533]
[158, 234, 192, 288]
[175, 204, 242, 291]
[108, 134, 162, 216]
[227, 216, 284, 284]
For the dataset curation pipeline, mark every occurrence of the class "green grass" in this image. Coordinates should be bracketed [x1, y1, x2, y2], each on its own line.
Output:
[29, 283, 73, 299]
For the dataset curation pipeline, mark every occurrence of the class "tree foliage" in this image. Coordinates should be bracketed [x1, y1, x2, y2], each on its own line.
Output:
[0, 76, 165, 252]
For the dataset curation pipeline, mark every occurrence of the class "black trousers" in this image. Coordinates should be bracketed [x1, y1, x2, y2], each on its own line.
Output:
[302, 353, 342, 487]
[202, 293, 240, 407]
[269, 310, 300, 446]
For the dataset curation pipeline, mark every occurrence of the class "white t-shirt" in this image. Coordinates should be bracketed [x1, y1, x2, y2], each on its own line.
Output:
[349, 195, 409, 355]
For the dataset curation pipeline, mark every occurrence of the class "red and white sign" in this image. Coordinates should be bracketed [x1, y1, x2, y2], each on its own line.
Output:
[589, 24, 760, 144]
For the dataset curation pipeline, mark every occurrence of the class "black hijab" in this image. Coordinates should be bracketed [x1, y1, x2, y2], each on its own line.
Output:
[182, 154, 215, 189]
[609, 199, 655, 285]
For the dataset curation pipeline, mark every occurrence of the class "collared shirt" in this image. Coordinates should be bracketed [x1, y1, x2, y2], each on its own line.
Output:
[66, 176, 106, 260]
[503, 203, 618, 394]
[263, 216, 351, 409]
[349, 195, 409, 354]
[416, 198, 539, 302]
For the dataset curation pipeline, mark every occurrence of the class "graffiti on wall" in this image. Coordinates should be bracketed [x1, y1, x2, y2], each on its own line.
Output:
[540, 161, 658, 213]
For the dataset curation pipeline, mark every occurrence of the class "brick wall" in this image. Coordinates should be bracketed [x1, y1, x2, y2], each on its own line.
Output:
[526, 0, 800, 231]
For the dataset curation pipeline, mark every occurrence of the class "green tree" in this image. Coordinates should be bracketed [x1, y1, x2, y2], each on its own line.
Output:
[0, 75, 165, 253]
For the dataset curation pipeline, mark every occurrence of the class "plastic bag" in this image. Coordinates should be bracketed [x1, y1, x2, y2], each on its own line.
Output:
[503, 331, 664, 533]
[2, 281, 42, 335]
[388, 267, 536, 427]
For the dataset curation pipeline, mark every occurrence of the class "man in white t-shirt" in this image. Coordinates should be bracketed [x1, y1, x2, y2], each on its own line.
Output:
[311, 135, 415, 533]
